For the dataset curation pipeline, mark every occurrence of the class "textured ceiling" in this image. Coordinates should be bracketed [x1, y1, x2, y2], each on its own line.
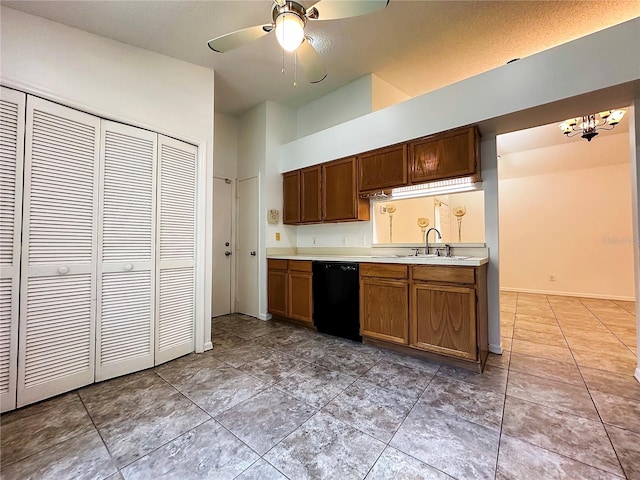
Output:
[3, 1, 639, 115]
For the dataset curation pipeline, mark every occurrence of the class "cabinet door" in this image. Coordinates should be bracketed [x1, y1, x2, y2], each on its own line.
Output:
[288, 272, 313, 325]
[0, 87, 25, 412]
[360, 278, 408, 345]
[301, 166, 321, 223]
[409, 127, 477, 184]
[156, 136, 197, 365]
[96, 121, 156, 381]
[267, 268, 287, 318]
[283, 170, 300, 224]
[18, 97, 100, 407]
[358, 144, 407, 192]
[411, 283, 477, 360]
[322, 157, 369, 222]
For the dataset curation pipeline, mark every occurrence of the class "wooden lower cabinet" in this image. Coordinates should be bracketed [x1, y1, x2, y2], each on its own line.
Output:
[288, 262, 313, 326]
[360, 262, 488, 370]
[359, 263, 408, 345]
[267, 260, 288, 317]
[267, 259, 313, 327]
[411, 283, 476, 360]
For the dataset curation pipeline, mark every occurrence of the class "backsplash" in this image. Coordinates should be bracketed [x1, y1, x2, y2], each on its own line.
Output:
[296, 222, 372, 248]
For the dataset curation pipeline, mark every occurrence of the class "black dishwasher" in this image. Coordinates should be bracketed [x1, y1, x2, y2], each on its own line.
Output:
[312, 262, 361, 342]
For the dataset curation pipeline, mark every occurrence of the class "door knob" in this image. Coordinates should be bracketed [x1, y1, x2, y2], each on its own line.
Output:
[250, 251, 256, 256]
[225, 251, 232, 256]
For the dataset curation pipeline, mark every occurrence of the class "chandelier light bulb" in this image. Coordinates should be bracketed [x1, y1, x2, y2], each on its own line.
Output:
[275, 12, 305, 52]
[558, 109, 626, 142]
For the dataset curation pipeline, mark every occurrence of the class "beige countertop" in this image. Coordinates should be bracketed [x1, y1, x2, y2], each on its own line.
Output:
[267, 254, 488, 267]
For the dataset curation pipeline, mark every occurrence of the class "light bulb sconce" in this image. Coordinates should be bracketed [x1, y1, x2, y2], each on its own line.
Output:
[559, 110, 626, 142]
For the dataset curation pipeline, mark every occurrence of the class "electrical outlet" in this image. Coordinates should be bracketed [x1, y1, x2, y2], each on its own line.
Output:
[359, 235, 365, 246]
[343, 236, 348, 246]
[312, 236, 316, 245]
[275, 232, 280, 241]
[549, 274, 556, 282]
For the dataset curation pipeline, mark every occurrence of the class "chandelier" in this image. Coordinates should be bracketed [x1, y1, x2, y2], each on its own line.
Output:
[559, 110, 626, 142]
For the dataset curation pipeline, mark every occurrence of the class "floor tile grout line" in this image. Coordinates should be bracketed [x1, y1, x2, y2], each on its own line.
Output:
[0, 392, 98, 469]
[579, 301, 637, 357]
[499, 430, 628, 480]
[517, 296, 629, 478]
[501, 393, 628, 478]
[375, 367, 466, 480]
[77, 390, 121, 476]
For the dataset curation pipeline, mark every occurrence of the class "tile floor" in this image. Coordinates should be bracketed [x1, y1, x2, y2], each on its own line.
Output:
[1, 293, 639, 479]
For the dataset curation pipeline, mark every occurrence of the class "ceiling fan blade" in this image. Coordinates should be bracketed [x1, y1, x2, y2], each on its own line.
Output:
[307, 0, 388, 21]
[207, 24, 272, 53]
[297, 39, 327, 83]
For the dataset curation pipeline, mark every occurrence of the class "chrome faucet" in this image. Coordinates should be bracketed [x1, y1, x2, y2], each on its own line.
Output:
[425, 227, 441, 255]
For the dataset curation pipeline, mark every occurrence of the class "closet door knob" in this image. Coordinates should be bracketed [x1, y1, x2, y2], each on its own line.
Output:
[124, 264, 133, 271]
[58, 266, 69, 274]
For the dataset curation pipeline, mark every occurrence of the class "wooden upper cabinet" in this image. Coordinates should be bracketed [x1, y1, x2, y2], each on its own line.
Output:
[409, 126, 480, 184]
[283, 171, 300, 225]
[358, 144, 407, 192]
[322, 157, 370, 222]
[300, 165, 322, 223]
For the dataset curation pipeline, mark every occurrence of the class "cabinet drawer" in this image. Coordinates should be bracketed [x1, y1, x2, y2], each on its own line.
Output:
[411, 265, 475, 284]
[289, 260, 312, 272]
[360, 263, 408, 279]
[268, 259, 288, 270]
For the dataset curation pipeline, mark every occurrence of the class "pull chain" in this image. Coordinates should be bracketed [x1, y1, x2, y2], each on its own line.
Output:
[293, 50, 297, 87]
[282, 46, 285, 75]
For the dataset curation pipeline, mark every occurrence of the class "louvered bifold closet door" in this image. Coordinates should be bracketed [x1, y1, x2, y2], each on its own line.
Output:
[18, 97, 100, 407]
[96, 121, 157, 381]
[0, 87, 25, 412]
[155, 135, 197, 364]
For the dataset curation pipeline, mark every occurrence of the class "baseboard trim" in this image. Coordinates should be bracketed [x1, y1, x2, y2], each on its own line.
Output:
[499, 287, 635, 302]
[203, 341, 213, 352]
[258, 313, 272, 321]
[489, 343, 503, 354]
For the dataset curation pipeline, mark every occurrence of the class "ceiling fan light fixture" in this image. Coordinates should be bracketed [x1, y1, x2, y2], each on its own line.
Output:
[275, 12, 305, 51]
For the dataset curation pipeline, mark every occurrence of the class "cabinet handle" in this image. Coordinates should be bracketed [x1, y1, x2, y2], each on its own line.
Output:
[58, 266, 69, 275]
[124, 264, 133, 271]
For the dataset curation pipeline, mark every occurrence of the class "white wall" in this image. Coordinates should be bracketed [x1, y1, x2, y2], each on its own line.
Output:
[627, 101, 640, 383]
[372, 74, 411, 112]
[277, 18, 639, 358]
[238, 101, 297, 319]
[296, 75, 372, 138]
[214, 113, 238, 179]
[499, 133, 634, 299]
[297, 221, 372, 248]
[1, 7, 216, 352]
[279, 19, 640, 172]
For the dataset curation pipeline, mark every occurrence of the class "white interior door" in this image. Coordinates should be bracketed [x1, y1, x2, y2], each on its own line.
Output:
[236, 176, 258, 317]
[96, 121, 157, 381]
[156, 135, 196, 364]
[0, 87, 25, 412]
[212, 177, 233, 317]
[18, 96, 100, 407]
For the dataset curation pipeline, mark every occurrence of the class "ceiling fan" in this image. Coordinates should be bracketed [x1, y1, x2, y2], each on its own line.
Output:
[207, 0, 389, 84]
